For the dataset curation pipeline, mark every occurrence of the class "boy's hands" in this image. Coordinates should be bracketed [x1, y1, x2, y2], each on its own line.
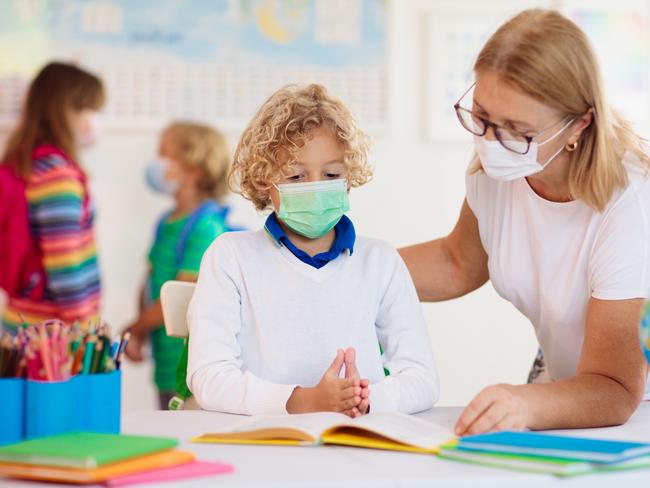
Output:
[287, 349, 364, 415]
[343, 347, 370, 417]
[286, 348, 371, 417]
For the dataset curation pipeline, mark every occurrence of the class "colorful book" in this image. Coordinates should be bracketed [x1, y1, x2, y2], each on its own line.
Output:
[105, 460, 234, 486]
[0, 450, 194, 484]
[439, 443, 593, 476]
[440, 443, 650, 477]
[193, 412, 454, 454]
[457, 431, 650, 464]
[0, 432, 178, 469]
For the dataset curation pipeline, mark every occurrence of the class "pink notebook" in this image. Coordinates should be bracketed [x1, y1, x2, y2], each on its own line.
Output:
[105, 460, 234, 486]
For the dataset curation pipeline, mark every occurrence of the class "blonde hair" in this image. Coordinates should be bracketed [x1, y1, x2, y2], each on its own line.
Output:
[163, 122, 231, 202]
[230, 84, 372, 211]
[471, 9, 649, 211]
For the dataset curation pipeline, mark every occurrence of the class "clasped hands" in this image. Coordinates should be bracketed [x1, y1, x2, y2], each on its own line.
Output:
[286, 347, 370, 418]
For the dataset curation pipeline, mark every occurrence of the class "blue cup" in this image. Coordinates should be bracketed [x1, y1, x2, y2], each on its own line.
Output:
[0, 378, 25, 445]
[80, 370, 121, 434]
[25, 376, 80, 439]
[25, 371, 121, 439]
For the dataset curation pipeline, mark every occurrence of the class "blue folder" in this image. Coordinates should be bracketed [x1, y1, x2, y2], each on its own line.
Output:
[458, 431, 650, 464]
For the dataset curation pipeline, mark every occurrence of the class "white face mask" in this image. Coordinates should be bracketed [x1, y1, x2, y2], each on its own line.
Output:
[76, 112, 102, 149]
[474, 118, 574, 181]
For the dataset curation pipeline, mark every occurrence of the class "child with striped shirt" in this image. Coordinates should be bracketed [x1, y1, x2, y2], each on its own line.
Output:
[1, 62, 105, 331]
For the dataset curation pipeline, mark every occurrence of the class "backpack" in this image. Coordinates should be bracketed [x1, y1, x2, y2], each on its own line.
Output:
[0, 164, 45, 300]
[155, 200, 242, 410]
[154, 200, 241, 271]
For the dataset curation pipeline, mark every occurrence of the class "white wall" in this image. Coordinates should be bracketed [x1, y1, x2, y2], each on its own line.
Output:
[3, 0, 541, 411]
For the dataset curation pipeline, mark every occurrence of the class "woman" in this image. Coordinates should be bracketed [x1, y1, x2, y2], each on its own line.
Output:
[0, 62, 105, 330]
[401, 9, 650, 434]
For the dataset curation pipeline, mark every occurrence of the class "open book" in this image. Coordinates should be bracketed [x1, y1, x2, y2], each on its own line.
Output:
[192, 412, 455, 454]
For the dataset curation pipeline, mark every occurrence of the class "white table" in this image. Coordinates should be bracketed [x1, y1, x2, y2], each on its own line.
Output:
[4, 404, 650, 487]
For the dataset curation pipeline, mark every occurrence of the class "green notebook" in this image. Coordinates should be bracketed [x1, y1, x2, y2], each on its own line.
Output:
[439, 444, 650, 477]
[0, 432, 178, 469]
[439, 444, 593, 476]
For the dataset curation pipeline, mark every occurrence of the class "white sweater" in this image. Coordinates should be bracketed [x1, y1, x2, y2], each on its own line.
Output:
[187, 229, 439, 415]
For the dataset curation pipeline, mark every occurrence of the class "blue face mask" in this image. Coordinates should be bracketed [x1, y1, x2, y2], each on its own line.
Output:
[145, 159, 178, 195]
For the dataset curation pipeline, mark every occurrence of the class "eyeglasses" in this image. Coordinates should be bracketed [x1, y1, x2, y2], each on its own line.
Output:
[454, 83, 567, 155]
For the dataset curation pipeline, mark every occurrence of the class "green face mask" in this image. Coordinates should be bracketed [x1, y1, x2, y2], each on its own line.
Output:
[276, 178, 350, 239]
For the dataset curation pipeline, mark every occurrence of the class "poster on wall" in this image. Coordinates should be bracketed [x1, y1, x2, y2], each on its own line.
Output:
[421, 0, 650, 141]
[421, 0, 551, 142]
[564, 0, 650, 137]
[0, 0, 388, 131]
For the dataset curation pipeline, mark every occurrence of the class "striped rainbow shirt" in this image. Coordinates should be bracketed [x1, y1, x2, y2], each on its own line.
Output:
[2, 146, 101, 329]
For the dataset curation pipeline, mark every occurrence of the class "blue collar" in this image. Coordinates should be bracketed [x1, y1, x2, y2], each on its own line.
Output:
[264, 213, 355, 269]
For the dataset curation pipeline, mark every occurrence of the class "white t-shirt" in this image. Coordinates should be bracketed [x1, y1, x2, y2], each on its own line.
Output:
[187, 229, 439, 415]
[466, 156, 650, 397]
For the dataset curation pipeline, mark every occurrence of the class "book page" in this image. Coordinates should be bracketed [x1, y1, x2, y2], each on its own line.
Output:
[210, 412, 351, 442]
[334, 412, 455, 450]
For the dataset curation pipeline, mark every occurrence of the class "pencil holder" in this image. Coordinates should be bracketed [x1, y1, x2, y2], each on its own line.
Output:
[25, 371, 121, 440]
[0, 378, 25, 446]
[80, 370, 121, 433]
[25, 376, 80, 439]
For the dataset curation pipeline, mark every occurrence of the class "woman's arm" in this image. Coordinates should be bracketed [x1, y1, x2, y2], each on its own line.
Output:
[456, 297, 649, 434]
[399, 199, 489, 302]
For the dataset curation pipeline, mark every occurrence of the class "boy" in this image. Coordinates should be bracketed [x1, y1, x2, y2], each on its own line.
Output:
[188, 85, 438, 416]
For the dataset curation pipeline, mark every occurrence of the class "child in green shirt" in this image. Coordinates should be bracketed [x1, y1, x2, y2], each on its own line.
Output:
[123, 122, 232, 409]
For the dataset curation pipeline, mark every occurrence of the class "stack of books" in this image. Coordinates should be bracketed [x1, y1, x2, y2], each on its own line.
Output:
[0, 431, 233, 485]
[439, 431, 650, 477]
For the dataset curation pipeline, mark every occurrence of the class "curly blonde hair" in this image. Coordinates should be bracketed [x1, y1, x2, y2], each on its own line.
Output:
[164, 121, 231, 202]
[230, 84, 372, 211]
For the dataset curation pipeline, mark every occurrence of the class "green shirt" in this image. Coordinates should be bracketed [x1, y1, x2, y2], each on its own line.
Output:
[148, 207, 227, 392]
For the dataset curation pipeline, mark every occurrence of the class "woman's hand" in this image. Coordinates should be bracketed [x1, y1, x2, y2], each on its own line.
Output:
[343, 347, 370, 417]
[286, 349, 363, 414]
[455, 384, 529, 435]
